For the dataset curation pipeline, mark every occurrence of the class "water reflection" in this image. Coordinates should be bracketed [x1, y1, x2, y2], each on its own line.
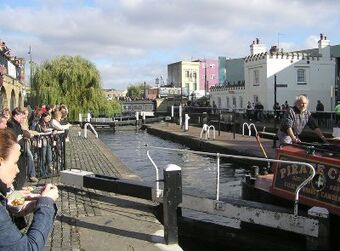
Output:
[98, 130, 246, 199]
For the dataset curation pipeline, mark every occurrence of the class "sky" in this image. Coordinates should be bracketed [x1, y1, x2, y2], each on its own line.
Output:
[1, 0, 340, 90]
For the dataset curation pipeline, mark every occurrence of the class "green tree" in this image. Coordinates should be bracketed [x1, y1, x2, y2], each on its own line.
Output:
[31, 55, 120, 120]
[126, 83, 150, 99]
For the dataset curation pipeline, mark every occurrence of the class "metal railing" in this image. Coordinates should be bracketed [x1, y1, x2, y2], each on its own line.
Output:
[172, 106, 340, 130]
[145, 145, 315, 217]
[242, 122, 258, 136]
[29, 131, 66, 178]
[84, 122, 98, 138]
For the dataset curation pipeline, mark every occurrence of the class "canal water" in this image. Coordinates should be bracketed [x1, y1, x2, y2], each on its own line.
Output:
[98, 129, 306, 251]
[98, 130, 246, 200]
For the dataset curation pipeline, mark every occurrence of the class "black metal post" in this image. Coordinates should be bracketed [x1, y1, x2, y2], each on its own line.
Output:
[163, 164, 182, 245]
[218, 110, 221, 136]
[233, 108, 236, 139]
[62, 133, 66, 170]
[273, 75, 277, 148]
[204, 60, 207, 97]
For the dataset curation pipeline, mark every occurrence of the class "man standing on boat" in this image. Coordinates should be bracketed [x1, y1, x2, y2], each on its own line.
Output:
[277, 95, 327, 145]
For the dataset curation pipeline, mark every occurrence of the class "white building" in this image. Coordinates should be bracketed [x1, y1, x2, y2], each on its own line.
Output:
[211, 34, 337, 111]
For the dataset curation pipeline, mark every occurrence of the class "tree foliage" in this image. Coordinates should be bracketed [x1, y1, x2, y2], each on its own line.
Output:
[31, 55, 120, 120]
[126, 83, 150, 100]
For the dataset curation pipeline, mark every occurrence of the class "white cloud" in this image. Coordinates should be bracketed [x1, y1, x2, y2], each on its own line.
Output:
[1, 0, 340, 89]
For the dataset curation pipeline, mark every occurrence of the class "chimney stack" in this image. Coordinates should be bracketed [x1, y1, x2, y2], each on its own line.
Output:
[250, 38, 266, 56]
[318, 33, 330, 59]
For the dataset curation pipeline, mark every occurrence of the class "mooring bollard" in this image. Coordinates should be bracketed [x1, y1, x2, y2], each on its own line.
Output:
[179, 105, 182, 127]
[171, 105, 174, 122]
[163, 164, 182, 245]
[306, 207, 330, 250]
[184, 114, 190, 131]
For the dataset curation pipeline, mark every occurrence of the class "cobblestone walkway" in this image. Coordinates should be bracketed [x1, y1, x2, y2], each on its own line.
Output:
[27, 127, 172, 251]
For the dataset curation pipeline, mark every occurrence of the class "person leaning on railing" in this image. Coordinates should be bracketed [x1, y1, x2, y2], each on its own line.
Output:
[0, 128, 59, 250]
[277, 95, 328, 145]
[34, 113, 53, 178]
[50, 111, 71, 131]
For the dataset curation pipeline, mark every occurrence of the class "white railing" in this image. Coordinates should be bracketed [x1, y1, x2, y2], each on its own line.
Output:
[84, 123, 98, 138]
[242, 122, 258, 136]
[145, 145, 315, 217]
[200, 124, 216, 140]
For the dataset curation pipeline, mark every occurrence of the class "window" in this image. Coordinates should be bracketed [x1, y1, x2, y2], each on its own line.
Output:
[193, 72, 197, 79]
[253, 69, 260, 85]
[226, 97, 230, 108]
[232, 97, 237, 108]
[185, 71, 189, 78]
[210, 74, 215, 80]
[210, 64, 215, 69]
[297, 69, 306, 85]
[217, 97, 221, 108]
[239, 96, 243, 108]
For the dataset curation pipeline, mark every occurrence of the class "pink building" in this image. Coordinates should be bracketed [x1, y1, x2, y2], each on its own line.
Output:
[193, 59, 219, 93]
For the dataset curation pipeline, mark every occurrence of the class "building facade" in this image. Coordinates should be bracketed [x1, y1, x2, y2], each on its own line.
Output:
[0, 40, 25, 111]
[211, 34, 338, 111]
[193, 59, 219, 93]
[167, 60, 200, 97]
[167, 59, 218, 98]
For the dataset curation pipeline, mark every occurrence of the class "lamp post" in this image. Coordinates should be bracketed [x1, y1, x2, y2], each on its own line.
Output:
[273, 74, 287, 148]
[204, 59, 207, 97]
[28, 45, 32, 87]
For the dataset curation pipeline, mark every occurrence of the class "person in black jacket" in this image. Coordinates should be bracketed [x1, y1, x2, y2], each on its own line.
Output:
[7, 108, 27, 189]
[315, 100, 325, 127]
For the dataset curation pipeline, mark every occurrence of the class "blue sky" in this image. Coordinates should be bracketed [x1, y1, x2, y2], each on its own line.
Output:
[1, 0, 340, 90]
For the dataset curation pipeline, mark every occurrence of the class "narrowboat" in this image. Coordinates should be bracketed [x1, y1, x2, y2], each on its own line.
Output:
[242, 141, 340, 249]
[242, 141, 340, 216]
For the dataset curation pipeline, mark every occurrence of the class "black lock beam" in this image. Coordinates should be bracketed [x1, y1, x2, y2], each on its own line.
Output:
[83, 174, 153, 201]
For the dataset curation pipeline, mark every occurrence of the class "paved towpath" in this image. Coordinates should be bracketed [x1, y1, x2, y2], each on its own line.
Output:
[29, 126, 182, 251]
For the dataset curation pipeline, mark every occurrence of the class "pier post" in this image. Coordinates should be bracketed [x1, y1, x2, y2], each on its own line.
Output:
[142, 111, 146, 124]
[171, 105, 174, 122]
[306, 207, 330, 250]
[135, 111, 139, 130]
[184, 114, 190, 131]
[179, 105, 182, 127]
[163, 164, 182, 245]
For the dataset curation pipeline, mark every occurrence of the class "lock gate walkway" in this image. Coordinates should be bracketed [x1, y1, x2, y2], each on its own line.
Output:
[26, 126, 182, 251]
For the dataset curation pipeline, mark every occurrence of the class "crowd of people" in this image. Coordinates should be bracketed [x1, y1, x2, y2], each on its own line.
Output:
[0, 39, 25, 82]
[0, 103, 70, 249]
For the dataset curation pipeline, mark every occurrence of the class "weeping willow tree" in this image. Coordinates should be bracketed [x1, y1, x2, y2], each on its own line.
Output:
[31, 56, 120, 121]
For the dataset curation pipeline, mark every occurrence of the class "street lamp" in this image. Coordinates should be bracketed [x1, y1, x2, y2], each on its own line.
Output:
[28, 45, 32, 87]
[204, 59, 207, 97]
[273, 74, 287, 148]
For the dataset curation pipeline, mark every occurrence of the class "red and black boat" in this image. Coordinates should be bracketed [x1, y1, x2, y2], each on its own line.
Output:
[242, 140, 340, 216]
[242, 140, 340, 249]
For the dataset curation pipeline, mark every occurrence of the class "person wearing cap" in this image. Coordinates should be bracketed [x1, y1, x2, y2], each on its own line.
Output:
[277, 95, 328, 145]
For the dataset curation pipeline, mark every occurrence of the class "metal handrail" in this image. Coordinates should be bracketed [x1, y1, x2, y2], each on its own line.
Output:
[207, 125, 216, 140]
[146, 150, 161, 197]
[84, 123, 98, 138]
[242, 122, 258, 136]
[200, 124, 216, 140]
[145, 145, 315, 217]
[200, 124, 209, 139]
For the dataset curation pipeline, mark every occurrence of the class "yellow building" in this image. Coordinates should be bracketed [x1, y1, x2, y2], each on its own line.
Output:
[0, 74, 25, 111]
[167, 61, 200, 96]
